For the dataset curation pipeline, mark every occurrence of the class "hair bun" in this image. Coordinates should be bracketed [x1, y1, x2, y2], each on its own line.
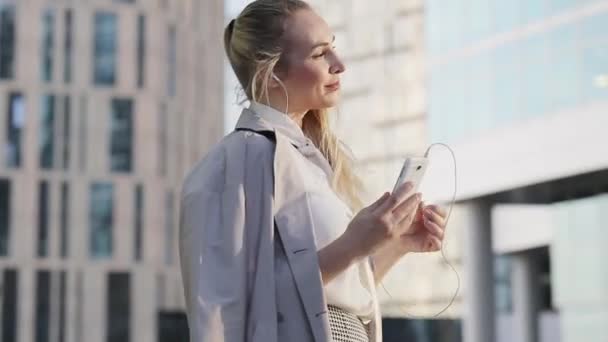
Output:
[228, 18, 236, 34]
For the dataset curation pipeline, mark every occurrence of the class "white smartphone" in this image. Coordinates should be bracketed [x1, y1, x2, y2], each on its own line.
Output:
[392, 156, 429, 194]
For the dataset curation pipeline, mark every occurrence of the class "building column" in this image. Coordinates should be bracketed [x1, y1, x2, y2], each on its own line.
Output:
[462, 200, 495, 342]
[511, 251, 540, 342]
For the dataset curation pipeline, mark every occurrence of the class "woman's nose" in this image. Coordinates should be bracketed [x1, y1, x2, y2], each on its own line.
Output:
[330, 54, 346, 74]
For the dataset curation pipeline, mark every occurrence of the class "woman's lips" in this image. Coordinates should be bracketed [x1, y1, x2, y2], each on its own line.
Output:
[325, 81, 340, 91]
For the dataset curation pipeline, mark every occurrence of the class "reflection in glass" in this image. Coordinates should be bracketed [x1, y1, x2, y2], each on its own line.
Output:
[90, 182, 114, 259]
[6, 92, 25, 168]
[94, 12, 117, 85]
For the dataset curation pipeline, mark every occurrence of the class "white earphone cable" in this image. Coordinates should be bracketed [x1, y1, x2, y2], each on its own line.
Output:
[379, 142, 460, 319]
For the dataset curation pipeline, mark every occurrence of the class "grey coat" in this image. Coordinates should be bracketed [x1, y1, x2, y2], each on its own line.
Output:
[179, 108, 382, 342]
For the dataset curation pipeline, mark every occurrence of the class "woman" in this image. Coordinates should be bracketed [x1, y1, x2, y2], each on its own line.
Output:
[179, 1, 447, 341]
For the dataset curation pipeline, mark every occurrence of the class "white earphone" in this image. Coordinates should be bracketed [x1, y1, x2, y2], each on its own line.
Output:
[271, 73, 289, 114]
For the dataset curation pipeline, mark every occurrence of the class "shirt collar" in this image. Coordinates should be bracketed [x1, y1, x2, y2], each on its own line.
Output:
[248, 101, 310, 148]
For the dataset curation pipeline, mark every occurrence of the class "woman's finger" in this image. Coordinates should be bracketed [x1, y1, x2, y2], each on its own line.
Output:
[368, 192, 390, 211]
[424, 206, 446, 227]
[426, 236, 442, 251]
[425, 204, 447, 218]
[392, 192, 421, 224]
[375, 182, 414, 215]
[423, 219, 444, 240]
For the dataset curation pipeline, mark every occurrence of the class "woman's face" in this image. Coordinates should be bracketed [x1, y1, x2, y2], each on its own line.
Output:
[274, 9, 345, 112]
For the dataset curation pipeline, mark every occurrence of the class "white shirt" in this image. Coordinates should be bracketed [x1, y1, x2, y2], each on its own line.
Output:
[248, 102, 376, 321]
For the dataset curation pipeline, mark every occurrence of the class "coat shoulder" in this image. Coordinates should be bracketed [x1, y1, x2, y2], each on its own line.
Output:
[181, 130, 275, 199]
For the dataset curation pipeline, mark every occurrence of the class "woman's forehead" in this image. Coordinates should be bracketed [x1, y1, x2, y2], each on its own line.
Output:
[283, 10, 333, 53]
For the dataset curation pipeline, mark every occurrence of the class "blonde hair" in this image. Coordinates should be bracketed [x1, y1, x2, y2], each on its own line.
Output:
[224, 0, 364, 211]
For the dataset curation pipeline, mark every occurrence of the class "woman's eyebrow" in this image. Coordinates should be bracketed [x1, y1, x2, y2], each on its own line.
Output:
[310, 35, 336, 50]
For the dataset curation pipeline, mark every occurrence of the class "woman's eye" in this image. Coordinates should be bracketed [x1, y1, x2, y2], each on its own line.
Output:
[313, 52, 325, 58]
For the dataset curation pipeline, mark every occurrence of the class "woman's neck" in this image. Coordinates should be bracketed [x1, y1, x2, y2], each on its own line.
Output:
[258, 98, 308, 128]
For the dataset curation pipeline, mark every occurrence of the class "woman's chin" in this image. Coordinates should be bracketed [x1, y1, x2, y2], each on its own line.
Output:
[321, 93, 341, 108]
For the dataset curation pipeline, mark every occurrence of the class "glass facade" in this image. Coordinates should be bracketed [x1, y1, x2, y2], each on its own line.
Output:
[426, 1, 608, 143]
[41, 9, 54, 83]
[0, 179, 10, 256]
[0, 4, 16, 79]
[110, 98, 134, 172]
[6, 92, 24, 168]
[90, 182, 114, 259]
[93, 12, 117, 85]
[40, 95, 56, 169]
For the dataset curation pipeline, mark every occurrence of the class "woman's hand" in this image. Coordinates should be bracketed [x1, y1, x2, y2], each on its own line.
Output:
[398, 202, 447, 254]
[341, 182, 421, 260]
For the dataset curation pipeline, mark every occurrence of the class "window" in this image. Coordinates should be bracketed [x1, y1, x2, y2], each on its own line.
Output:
[6, 92, 24, 168]
[134, 184, 143, 261]
[35, 270, 51, 342]
[110, 98, 134, 172]
[61, 96, 71, 169]
[107, 273, 130, 342]
[167, 25, 176, 96]
[1, 269, 18, 342]
[158, 311, 189, 342]
[64, 9, 73, 83]
[93, 12, 117, 85]
[0, 4, 16, 79]
[0, 179, 10, 256]
[90, 182, 114, 259]
[60, 182, 69, 258]
[137, 15, 145, 88]
[37, 181, 50, 257]
[40, 95, 56, 169]
[41, 9, 55, 82]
